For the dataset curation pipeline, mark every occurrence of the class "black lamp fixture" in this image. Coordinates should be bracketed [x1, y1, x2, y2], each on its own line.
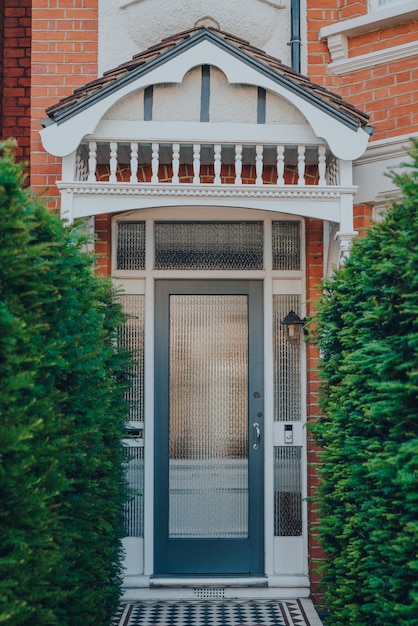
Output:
[281, 310, 306, 344]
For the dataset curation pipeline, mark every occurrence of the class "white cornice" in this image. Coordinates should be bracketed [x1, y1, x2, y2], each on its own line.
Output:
[320, 2, 418, 40]
[328, 39, 418, 74]
[58, 182, 355, 200]
[352, 132, 418, 205]
[354, 132, 418, 165]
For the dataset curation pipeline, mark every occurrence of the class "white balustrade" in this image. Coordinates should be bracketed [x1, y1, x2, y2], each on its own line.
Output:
[130, 142, 138, 183]
[297, 145, 305, 186]
[81, 140, 337, 188]
[151, 143, 159, 184]
[318, 145, 326, 187]
[214, 144, 222, 185]
[193, 144, 201, 185]
[255, 145, 264, 185]
[109, 142, 118, 183]
[276, 145, 285, 186]
[172, 143, 180, 184]
[87, 141, 97, 182]
[234, 144, 242, 185]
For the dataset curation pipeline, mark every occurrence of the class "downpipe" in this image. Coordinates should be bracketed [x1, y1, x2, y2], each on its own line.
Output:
[289, 0, 301, 73]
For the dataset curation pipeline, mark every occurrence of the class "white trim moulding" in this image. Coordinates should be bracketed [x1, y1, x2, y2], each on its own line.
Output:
[320, 2, 418, 40]
[354, 131, 418, 166]
[327, 39, 418, 74]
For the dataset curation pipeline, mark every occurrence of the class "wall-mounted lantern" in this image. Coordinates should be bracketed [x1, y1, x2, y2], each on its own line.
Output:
[280, 310, 306, 344]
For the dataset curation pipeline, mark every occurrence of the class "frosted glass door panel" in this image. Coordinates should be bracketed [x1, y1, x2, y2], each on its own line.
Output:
[169, 295, 249, 538]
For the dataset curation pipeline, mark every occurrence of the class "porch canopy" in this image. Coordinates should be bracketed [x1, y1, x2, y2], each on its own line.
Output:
[40, 26, 372, 255]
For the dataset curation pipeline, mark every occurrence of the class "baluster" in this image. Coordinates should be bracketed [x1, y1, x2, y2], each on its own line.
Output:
[172, 143, 180, 184]
[276, 145, 285, 185]
[214, 144, 222, 185]
[255, 145, 263, 185]
[193, 144, 201, 184]
[297, 145, 306, 186]
[318, 145, 326, 187]
[151, 143, 159, 183]
[75, 153, 87, 181]
[81, 156, 88, 181]
[87, 141, 97, 182]
[109, 142, 118, 183]
[130, 142, 138, 183]
[234, 144, 242, 185]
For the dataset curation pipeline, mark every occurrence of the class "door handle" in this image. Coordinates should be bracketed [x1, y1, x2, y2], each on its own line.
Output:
[253, 422, 261, 449]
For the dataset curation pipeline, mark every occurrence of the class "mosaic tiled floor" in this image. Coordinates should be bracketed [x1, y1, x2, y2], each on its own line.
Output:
[113, 599, 323, 626]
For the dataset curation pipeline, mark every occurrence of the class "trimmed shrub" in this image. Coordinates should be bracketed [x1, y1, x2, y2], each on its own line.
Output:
[0, 143, 131, 625]
[310, 140, 418, 625]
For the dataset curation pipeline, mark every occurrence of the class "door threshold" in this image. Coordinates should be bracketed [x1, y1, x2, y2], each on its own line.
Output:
[150, 576, 268, 588]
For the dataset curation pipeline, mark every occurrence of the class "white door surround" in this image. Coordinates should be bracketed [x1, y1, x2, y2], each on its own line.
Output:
[116, 206, 309, 601]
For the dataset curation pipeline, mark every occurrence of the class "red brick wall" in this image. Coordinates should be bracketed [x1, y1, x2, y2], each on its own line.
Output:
[0, 0, 31, 164]
[95, 214, 112, 276]
[340, 22, 418, 142]
[307, 0, 418, 142]
[31, 0, 98, 209]
[354, 203, 373, 234]
[304, 218, 325, 600]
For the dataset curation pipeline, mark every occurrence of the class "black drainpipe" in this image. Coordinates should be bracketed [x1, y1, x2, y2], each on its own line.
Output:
[290, 0, 301, 73]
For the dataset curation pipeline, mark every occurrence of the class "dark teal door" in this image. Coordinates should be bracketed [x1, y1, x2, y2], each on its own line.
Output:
[154, 281, 264, 576]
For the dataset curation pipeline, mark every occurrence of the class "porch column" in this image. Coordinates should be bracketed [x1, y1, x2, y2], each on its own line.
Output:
[60, 153, 76, 224]
[335, 159, 358, 264]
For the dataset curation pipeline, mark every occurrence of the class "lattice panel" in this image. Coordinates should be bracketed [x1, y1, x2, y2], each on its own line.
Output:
[123, 444, 144, 537]
[272, 221, 301, 270]
[119, 295, 145, 421]
[274, 446, 302, 536]
[116, 222, 146, 270]
[273, 295, 301, 421]
[154, 221, 263, 270]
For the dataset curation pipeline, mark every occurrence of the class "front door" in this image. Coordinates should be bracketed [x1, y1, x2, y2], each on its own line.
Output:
[154, 280, 264, 576]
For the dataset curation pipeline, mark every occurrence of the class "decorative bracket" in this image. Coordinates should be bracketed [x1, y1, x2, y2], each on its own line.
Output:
[335, 230, 358, 264]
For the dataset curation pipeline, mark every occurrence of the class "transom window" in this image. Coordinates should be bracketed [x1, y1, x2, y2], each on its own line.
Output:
[114, 219, 302, 272]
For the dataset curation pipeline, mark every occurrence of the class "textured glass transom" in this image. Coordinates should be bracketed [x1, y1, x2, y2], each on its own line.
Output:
[154, 221, 264, 270]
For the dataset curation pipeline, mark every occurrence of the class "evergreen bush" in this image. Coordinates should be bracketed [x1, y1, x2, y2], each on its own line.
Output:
[0, 143, 131, 625]
[310, 140, 418, 625]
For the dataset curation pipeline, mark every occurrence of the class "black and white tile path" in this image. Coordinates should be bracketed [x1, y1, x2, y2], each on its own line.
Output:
[113, 599, 323, 626]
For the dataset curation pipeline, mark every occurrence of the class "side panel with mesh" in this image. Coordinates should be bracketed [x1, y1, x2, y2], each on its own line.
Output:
[274, 446, 302, 536]
[120, 295, 145, 537]
[273, 294, 301, 421]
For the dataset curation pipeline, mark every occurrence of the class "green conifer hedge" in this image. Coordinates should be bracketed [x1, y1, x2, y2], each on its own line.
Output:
[0, 143, 131, 625]
[310, 140, 418, 625]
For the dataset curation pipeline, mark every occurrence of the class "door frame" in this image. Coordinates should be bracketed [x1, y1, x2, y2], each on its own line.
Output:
[113, 207, 309, 591]
[154, 279, 264, 576]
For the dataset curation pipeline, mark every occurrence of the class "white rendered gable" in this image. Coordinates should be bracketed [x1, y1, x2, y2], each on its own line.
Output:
[102, 66, 308, 126]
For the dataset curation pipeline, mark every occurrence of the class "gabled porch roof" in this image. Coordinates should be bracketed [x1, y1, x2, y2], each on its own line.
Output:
[40, 26, 371, 161]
